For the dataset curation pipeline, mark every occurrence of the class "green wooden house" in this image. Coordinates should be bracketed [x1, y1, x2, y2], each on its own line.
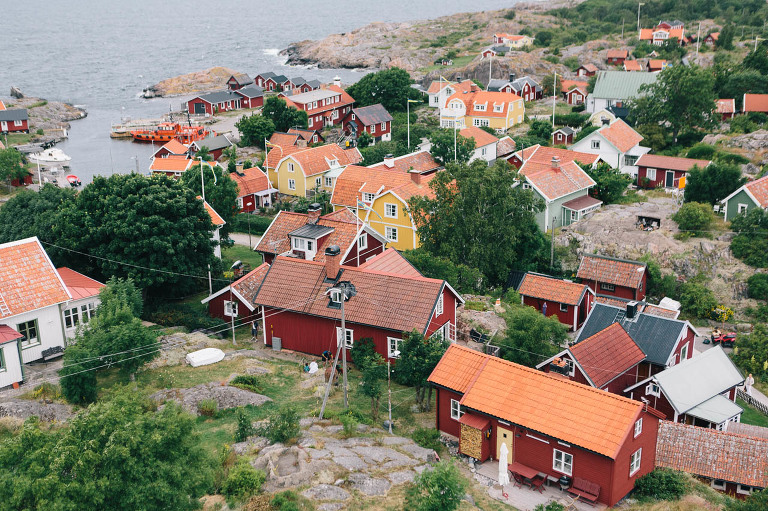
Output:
[721, 175, 768, 222]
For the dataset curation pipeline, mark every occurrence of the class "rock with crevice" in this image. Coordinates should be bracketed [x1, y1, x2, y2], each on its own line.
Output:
[301, 484, 351, 501]
[150, 383, 271, 414]
[347, 473, 392, 496]
[0, 399, 73, 422]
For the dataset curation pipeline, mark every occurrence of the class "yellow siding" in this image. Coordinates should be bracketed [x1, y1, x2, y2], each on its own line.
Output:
[367, 193, 420, 251]
[267, 168, 279, 188]
[275, 157, 305, 197]
[462, 99, 524, 131]
[304, 174, 324, 196]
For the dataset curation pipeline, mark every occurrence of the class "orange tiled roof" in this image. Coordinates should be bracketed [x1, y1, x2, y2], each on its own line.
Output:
[281, 144, 362, 177]
[459, 126, 499, 148]
[512, 145, 600, 167]
[667, 28, 685, 39]
[648, 59, 667, 70]
[445, 89, 522, 118]
[745, 175, 768, 207]
[255, 256, 450, 334]
[202, 199, 226, 226]
[155, 139, 189, 156]
[598, 119, 643, 153]
[520, 158, 595, 201]
[560, 79, 589, 93]
[56, 267, 105, 301]
[577, 254, 646, 288]
[726, 422, 768, 440]
[0, 100, 5, 111]
[269, 132, 300, 146]
[570, 323, 645, 388]
[358, 248, 422, 277]
[716, 99, 735, 114]
[639, 29, 653, 40]
[265, 144, 302, 170]
[606, 49, 628, 59]
[656, 421, 768, 488]
[744, 93, 768, 113]
[707, 32, 720, 41]
[367, 151, 442, 174]
[518, 273, 589, 306]
[232, 263, 270, 303]
[320, 208, 359, 224]
[580, 64, 598, 73]
[230, 166, 273, 198]
[624, 60, 643, 72]
[331, 161, 438, 208]
[0, 237, 71, 319]
[635, 154, 710, 172]
[642, 304, 680, 319]
[429, 344, 644, 459]
[150, 155, 193, 172]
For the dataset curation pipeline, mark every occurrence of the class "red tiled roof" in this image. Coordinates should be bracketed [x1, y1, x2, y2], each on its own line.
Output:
[496, 136, 516, 157]
[232, 263, 270, 304]
[56, 267, 105, 301]
[358, 248, 422, 277]
[0, 237, 71, 319]
[562, 194, 602, 211]
[560, 79, 589, 93]
[716, 99, 736, 114]
[648, 59, 667, 70]
[577, 254, 646, 288]
[332, 158, 439, 208]
[656, 421, 768, 488]
[321, 208, 359, 223]
[459, 126, 499, 148]
[287, 128, 321, 142]
[580, 64, 598, 72]
[635, 154, 711, 172]
[281, 144, 363, 177]
[518, 273, 588, 306]
[429, 344, 644, 459]
[154, 139, 189, 157]
[149, 155, 193, 172]
[570, 323, 645, 388]
[269, 132, 300, 146]
[367, 151, 442, 174]
[426, 79, 474, 95]
[641, 304, 680, 319]
[598, 119, 643, 153]
[623, 60, 643, 72]
[606, 49, 628, 59]
[512, 145, 600, 168]
[707, 32, 720, 41]
[0, 325, 23, 345]
[745, 175, 768, 207]
[639, 29, 653, 40]
[726, 422, 768, 440]
[445, 89, 522, 118]
[202, 199, 226, 226]
[265, 144, 302, 170]
[744, 94, 768, 113]
[459, 413, 491, 430]
[255, 256, 451, 334]
[230, 166, 273, 198]
[520, 157, 595, 201]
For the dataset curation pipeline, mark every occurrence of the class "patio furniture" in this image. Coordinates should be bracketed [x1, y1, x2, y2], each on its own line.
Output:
[530, 474, 546, 493]
[558, 495, 580, 510]
[512, 472, 526, 489]
[568, 477, 601, 506]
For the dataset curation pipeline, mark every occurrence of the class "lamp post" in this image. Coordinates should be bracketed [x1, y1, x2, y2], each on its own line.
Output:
[245, 201, 253, 248]
[318, 280, 357, 418]
[387, 350, 400, 434]
[407, 99, 419, 151]
[226, 261, 242, 346]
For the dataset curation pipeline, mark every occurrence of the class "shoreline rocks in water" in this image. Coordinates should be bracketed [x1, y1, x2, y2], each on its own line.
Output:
[142, 66, 243, 98]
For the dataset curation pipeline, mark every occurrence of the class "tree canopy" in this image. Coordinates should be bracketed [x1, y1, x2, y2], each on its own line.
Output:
[345, 68, 416, 113]
[684, 162, 745, 205]
[261, 96, 308, 133]
[0, 184, 76, 250]
[497, 304, 568, 367]
[428, 130, 475, 165]
[236, 113, 275, 148]
[409, 159, 547, 287]
[180, 162, 239, 237]
[393, 330, 448, 412]
[0, 148, 28, 189]
[405, 461, 466, 511]
[583, 161, 631, 204]
[731, 208, 768, 267]
[54, 173, 218, 296]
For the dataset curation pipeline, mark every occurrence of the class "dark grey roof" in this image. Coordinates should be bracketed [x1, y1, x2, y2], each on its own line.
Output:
[510, 76, 542, 94]
[257, 72, 277, 80]
[575, 303, 687, 366]
[555, 126, 575, 136]
[192, 134, 233, 151]
[289, 224, 334, 239]
[0, 109, 28, 122]
[606, 106, 629, 119]
[290, 77, 307, 86]
[351, 104, 393, 126]
[487, 79, 510, 92]
[198, 90, 240, 104]
[306, 80, 322, 89]
[229, 73, 253, 86]
[274, 75, 289, 84]
[235, 86, 264, 98]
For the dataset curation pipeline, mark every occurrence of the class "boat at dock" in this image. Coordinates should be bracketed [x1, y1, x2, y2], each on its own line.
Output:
[29, 148, 72, 163]
[65, 174, 82, 187]
[130, 122, 211, 144]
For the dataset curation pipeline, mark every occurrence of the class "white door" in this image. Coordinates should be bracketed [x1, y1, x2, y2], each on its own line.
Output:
[1, 121, 6, 131]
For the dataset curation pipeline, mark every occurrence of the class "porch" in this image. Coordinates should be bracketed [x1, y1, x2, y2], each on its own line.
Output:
[474, 459, 607, 511]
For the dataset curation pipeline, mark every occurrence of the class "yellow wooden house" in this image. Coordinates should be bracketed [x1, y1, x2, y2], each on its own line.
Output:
[440, 86, 525, 132]
[271, 144, 362, 198]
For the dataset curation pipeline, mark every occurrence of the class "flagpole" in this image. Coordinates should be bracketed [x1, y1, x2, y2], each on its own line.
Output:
[356, 193, 360, 266]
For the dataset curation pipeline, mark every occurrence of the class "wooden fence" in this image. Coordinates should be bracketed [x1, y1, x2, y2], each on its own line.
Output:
[737, 388, 768, 416]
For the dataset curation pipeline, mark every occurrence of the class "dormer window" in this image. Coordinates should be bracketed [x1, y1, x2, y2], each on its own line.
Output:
[493, 103, 503, 112]
[292, 238, 313, 252]
[330, 289, 343, 303]
[328, 158, 339, 168]
[363, 192, 375, 203]
[474, 103, 487, 112]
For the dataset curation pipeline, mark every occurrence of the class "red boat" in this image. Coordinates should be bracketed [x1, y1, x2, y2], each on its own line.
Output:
[66, 174, 81, 187]
[131, 122, 211, 144]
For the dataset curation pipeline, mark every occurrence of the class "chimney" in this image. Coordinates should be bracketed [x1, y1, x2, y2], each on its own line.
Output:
[325, 245, 342, 281]
[409, 170, 421, 185]
[333, 75, 342, 88]
[383, 154, 395, 168]
[509, 72, 516, 82]
[307, 203, 322, 224]
[551, 156, 560, 169]
[470, 83, 479, 92]
[626, 301, 638, 320]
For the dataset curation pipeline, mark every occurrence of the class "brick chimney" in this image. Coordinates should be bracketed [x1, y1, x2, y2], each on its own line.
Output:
[551, 156, 560, 169]
[325, 245, 342, 281]
[410, 170, 421, 185]
[307, 203, 322, 224]
[383, 154, 395, 168]
[470, 82, 479, 92]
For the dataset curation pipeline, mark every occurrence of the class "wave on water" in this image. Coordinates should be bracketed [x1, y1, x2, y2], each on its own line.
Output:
[262, 48, 280, 56]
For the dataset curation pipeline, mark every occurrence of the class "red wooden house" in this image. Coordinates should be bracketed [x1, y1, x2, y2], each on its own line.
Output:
[428, 344, 663, 507]
[606, 49, 629, 66]
[577, 254, 647, 301]
[717, 99, 736, 120]
[518, 273, 595, 331]
[635, 153, 711, 189]
[0, 109, 29, 133]
[562, 82, 588, 105]
[202, 263, 270, 322]
[552, 127, 575, 145]
[281, 86, 355, 130]
[576, 64, 598, 77]
[152, 139, 189, 159]
[234, 86, 265, 109]
[189, 134, 234, 161]
[743, 93, 768, 114]
[230, 166, 277, 211]
[704, 32, 720, 46]
[226, 73, 253, 90]
[187, 90, 242, 116]
[341, 103, 393, 144]
[537, 322, 645, 395]
[288, 127, 324, 145]
[254, 248, 463, 361]
[255, 206, 387, 266]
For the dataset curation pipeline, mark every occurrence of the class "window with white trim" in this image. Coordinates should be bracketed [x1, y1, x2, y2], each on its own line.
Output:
[450, 398, 464, 420]
[571, 210, 579, 222]
[64, 307, 80, 329]
[737, 203, 748, 214]
[563, 358, 575, 376]
[308, 117, 313, 127]
[329, 289, 343, 304]
[553, 449, 573, 475]
[474, 103, 487, 111]
[436, 294, 444, 316]
[680, 344, 688, 361]
[517, 115, 522, 123]
[384, 203, 397, 218]
[711, 479, 726, 490]
[0, 349, 4, 372]
[363, 192, 375, 203]
[315, 177, 322, 187]
[336, 327, 354, 349]
[646, 382, 660, 397]
[358, 235, 367, 250]
[737, 484, 754, 495]
[380, 122, 386, 130]
[236, 197, 244, 209]
[591, 140, 601, 149]
[388, 337, 401, 359]
[634, 418, 643, 437]
[481, 147, 487, 156]
[559, 303, 568, 312]
[493, 103, 503, 112]
[630, 448, 642, 476]
[522, 183, 531, 190]
[473, 118, 490, 127]
[288, 179, 296, 190]
[292, 238, 313, 252]
[385, 226, 398, 242]
[80, 303, 95, 324]
[17, 320, 39, 347]
[600, 283, 616, 291]
[287, 162, 295, 172]
[325, 176, 333, 187]
[224, 301, 238, 317]
[351, 114, 356, 120]
[646, 168, 657, 180]
[14, 120, 23, 127]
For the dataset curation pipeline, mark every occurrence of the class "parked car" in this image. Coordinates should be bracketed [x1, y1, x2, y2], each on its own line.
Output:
[712, 332, 737, 348]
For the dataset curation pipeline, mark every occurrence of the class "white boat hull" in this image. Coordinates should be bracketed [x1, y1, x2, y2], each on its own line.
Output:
[30, 148, 72, 163]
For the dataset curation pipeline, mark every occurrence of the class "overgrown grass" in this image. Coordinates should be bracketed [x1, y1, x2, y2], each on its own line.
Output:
[737, 398, 768, 428]
[1, 133, 33, 146]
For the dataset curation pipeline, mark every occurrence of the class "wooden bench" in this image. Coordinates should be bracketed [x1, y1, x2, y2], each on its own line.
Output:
[567, 477, 600, 506]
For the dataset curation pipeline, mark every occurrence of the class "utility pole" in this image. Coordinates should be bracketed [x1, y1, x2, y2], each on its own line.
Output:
[488, 53, 492, 85]
[550, 215, 556, 270]
[637, 3, 644, 32]
[621, 19, 625, 39]
[341, 296, 348, 408]
[387, 352, 399, 434]
[552, 72, 557, 129]
[696, 22, 701, 55]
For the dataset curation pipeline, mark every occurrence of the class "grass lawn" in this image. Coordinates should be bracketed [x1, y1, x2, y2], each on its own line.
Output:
[614, 189, 647, 205]
[222, 245, 263, 271]
[2, 132, 34, 147]
[737, 398, 768, 428]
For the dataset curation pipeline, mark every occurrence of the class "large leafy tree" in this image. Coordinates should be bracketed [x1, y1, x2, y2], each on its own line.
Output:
[393, 330, 448, 412]
[0, 391, 213, 510]
[583, 161, 631, 204]
[262, 97, 308, 132]
[716, 25, 735, 51]
[345, 67, 416, 112]
[743, 41, 768, 75]
[0, 148, 29, 191]
[0, 184, 75, 249]
[409, 159, 547, 287]
[180, 163, 239, 237]
[54, 173, 218, 296]
[684, 162, 745, 205]
[731, 208, 768, 267]
[631, 65, 717, 143]
[236, 113, 275, 148]
[428, 130, 475, 165]
[498, 305, 568, 367]
[714, 70, 768, 111]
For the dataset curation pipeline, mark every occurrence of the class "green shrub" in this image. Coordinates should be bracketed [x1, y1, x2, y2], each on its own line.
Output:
[730, 115, 758, 134]
[633, 468, 689, 501]
[748, 274, 768, 301]
[234, 407, 254, 442]
[339, 414, 358, 437]
[686, 143, 717, 160]
[222, 462, 265, 502]
[544, 55, 559, 64]
[464, 301, 489, 311]
[405, 461, 466, 511]
[503, 10, 515, 20]
[679, 282, 718, 319]
[671, 202, 715, 237]
[535, 503, 565, 511]
[717, 152, 750, 165]
[412, 427, 442, 451]
[562, 56, 579, 70]
[261, 405, 300, 444]
[350, 337, 376, 367]
[271, 490, 315, 511]
[229, 213, 275, 235]
[727, 488, 768, 510]
[35, 129, 44, 135]
[197, 399, 218, 417]
[144, 300, 227, 332]
[230, 375, 263, 393]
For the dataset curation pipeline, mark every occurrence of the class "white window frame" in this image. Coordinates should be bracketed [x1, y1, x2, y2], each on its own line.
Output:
[591, 140, 601, 150]
[357, 235, 367, 250]
[336, 327, 354, 349]
[522, 183, 531, 190]
[0, 349, 4, 372]
[737, 484, 753, 495]
[680, 344, 688, 361]
[553, 449, 573, 476]
[64, 307, 80, 329]
[646, 168, 657, 180]
[737, 203, 748, 214]
[384, 203, 398, 218]
[14, 120, 23, 127]
[493, 103, 503, 112]
[630, 448, 642, 476]
[224, 300, 238, 317]
[315, 177, 322, 187]
[380, 122, 386, 130]
[17, 319, 39, 348]
[308, 117, 313, 127]
[711, 479, 726, 491]
[351, 113, 356, 120]
[436, 294, 444, 316]
[80, 303, 95, 324]
[571, 210, 579, 222]
[288, 179, 296, 190]
[329, 289, 343, 304]
[646, 382, 660, 397]
[450, 398, 464, 420]
[385, 226, 398, 242]
[559, 303, 568, 313]
[287, 162, 295, 172]
[363, 192, 375, 203]
[325, 176, 333, 187]
[634, 418, 643, 438]
[563, 358, 575, 376]
[473, 118, 490, 127]
[388, 337, 401, 359]
[600, 283, 616, 291]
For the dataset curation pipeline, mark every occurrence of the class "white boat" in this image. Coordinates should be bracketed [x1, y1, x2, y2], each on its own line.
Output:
[29, 148, 71, 163]
[185, 348, 225, 367]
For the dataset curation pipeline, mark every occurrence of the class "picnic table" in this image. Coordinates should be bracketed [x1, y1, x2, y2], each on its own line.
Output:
[508, 461, 546, 492]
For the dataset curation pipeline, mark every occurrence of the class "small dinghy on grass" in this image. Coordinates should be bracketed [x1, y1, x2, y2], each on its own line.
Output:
[185, 347, 225, 367]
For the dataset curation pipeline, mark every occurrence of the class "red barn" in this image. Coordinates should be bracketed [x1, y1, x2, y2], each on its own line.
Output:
[0, 109, 29, 133]
[518, 273, 595, 331]
[187, 90, 242, 116]
[717, 99, 736, 121]
[606, 49, 628, 65]
[234, 86, 264, 109]
[635, 154, 711, 190]
[342, 103, 393, 144]
[254, 248, 463, 361]
[202, 263, 270, 323]
[577, 254, 647, 301]
[552, 127, 575, 145]
[230, 166, 277, 211]
[226, 73, 253, 91]
[428, 344, 663, 507]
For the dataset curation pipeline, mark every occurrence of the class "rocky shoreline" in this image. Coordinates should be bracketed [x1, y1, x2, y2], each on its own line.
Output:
[141, 66, 243, 98]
